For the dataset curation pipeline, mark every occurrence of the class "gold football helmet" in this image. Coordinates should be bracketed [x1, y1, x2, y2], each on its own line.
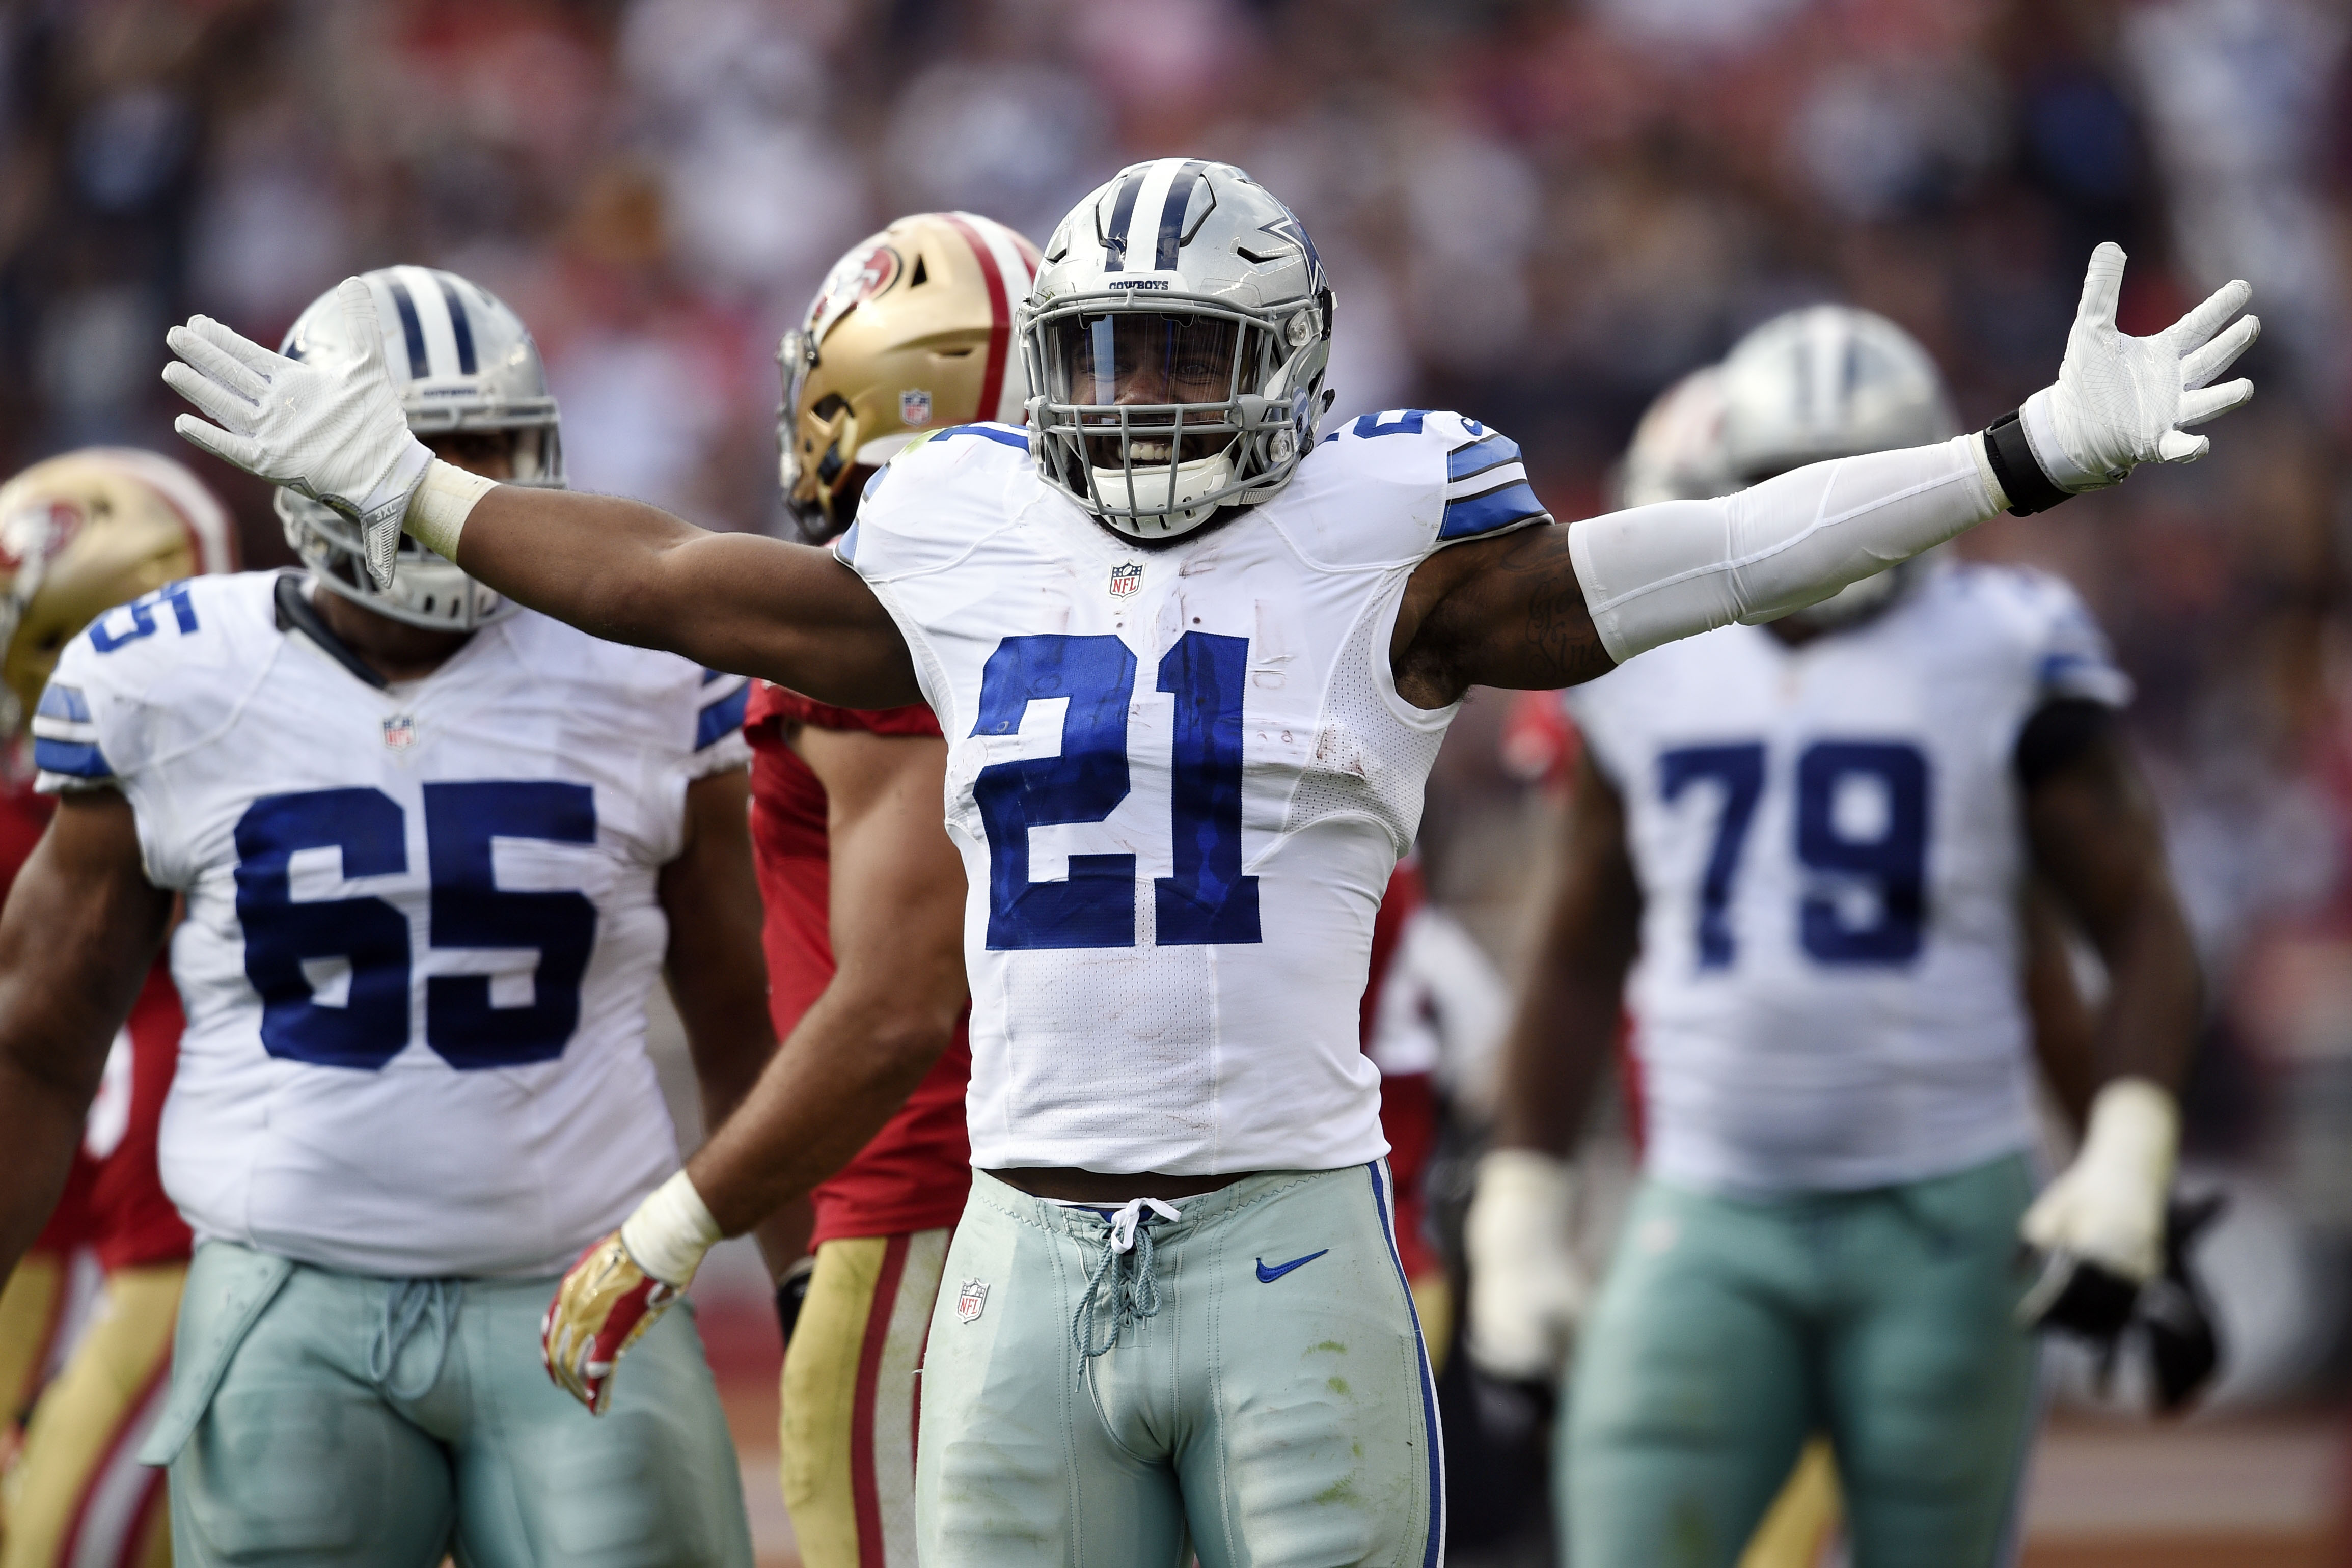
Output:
[779, 211, 1042, 541]
[0, 448, 238, 736]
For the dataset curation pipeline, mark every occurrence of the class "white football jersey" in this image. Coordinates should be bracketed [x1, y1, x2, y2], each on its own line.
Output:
[842, 411, 1547, 1174]
[1566, 560, 2130, 1194]
[34, 572, 751, 1277]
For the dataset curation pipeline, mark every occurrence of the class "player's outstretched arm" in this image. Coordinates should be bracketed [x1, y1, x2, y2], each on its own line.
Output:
[543, 726, 967, 1413]
[1462, 750, 1638, 1383]
[0, 793, 173, 1279]
[2018, 721, 2200, 1286]
[161, 280, 921, 708]
[1397, 245, 2256, 706]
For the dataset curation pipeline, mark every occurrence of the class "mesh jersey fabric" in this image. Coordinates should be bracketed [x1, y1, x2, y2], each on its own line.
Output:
[744, 682, 973, 1246]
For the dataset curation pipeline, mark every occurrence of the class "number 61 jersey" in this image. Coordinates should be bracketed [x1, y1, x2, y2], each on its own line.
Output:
[1565, 560, 2130, 1196]
[34, 572, 751, 1277]
[841, 412, 1546, 1176]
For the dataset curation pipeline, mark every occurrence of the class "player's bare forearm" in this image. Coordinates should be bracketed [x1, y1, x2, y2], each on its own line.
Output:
[2021, 879, 2097, 1134]
[454, 487, 923, 708]
[1493, 755, 1641, 1157]
[660, 768, 778, 1135]
[684, 728, 968, 1235]
[2026, 730, 2199, 1093]
[0, 792, 172, 1276]
[1393, 522, 1616, 708]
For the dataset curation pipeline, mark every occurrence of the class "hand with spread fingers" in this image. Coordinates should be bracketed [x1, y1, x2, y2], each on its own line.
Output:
[542, 1170, 722, 1414]
[162, 277, 431, 590]
[2021, 241, 2258, 492]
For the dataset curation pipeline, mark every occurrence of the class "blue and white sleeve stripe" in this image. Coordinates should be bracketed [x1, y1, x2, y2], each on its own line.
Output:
[1439, 432, 1549, 541]
[31, 682, 114, 789]
[695, 671, 751, 753]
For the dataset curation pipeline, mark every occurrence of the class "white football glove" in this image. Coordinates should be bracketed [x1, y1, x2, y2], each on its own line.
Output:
[2019, 243, 2257, 491]
[163, 277, 431, 591]
[1463, 1148, 1587, 1384]
[2022, 1077, 2179, 1284]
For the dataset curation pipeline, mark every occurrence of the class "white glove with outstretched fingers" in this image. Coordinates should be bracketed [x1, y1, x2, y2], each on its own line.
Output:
[162, 277, 432, 591]
[2022, 1078, 2179, 1284]
[2019, 243, 2258, 492]
[1463, 1148, 1587, 1384]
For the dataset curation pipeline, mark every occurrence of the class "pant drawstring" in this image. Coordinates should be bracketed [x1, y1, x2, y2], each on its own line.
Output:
[1072, 1198, 1183, 1359]
[367, 1278, 459, 1401]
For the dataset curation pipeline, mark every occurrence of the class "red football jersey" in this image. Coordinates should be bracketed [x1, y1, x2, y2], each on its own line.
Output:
[0, 778, 191, 1267]
[744, 684, 975, 1247]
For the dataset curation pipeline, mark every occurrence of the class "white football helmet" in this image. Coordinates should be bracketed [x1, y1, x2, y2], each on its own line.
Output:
[1019, 158, 1334, 540]
[276, 267, 562, 629]
[1615, 366, 1732, 507]
[1717, 305, 1960, 627]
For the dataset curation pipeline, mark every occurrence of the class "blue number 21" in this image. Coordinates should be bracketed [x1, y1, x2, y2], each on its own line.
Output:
[234, 782, 596, 1070]
[972, 631, 1260, 950]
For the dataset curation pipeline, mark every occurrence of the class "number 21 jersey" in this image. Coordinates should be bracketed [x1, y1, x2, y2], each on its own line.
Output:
[1565, 561, 2130, 1194]
[35, 572, 751, 1277]
[841, 414, 1545, 1176]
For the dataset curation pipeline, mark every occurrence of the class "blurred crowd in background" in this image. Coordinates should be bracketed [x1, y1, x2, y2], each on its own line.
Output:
[3, 0, 2350, 1405]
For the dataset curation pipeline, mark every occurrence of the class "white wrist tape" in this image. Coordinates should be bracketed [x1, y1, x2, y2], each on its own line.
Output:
[1467, 1148, 1578, 1263]
[2078, 1077, 2179, 1194]
[619, 1170, 723, 1288]
[404, 459, 498, 562]
[1567, 434, 2004, 663]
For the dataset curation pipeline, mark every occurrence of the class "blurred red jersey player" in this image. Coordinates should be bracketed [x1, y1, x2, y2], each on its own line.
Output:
[0, 448, 235, 1568]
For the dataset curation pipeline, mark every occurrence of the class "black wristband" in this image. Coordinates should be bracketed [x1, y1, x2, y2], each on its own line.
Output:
[1982, 410, 2071, 517]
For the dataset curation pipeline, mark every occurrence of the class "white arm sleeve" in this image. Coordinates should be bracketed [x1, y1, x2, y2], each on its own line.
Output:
[1568, 433, 2008, 663]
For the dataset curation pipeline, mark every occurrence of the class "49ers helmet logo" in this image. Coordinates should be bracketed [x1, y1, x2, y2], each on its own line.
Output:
[805, 243, 903, 345]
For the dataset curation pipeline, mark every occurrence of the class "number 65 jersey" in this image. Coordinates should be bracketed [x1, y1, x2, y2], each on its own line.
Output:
[841, 413, 1546, 1177]
[34, 571, 751, 1277]
[1565, 560, 2130, 1195]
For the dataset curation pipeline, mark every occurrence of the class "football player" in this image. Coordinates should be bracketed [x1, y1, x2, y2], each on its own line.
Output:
[555, 208, 1455, 1566]
[153, 159, 2256, 1562]
[1467, 307, 2200, 1568]
[0, 270, 770, 1567]
[0, 449, 235, 1568]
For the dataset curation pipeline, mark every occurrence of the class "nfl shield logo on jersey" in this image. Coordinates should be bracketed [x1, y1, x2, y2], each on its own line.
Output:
[381, 713, 417, 753]
[899, 389, 933, 426]
[1108, 563, 1142, 599]
[954, 1278, 990, 1324]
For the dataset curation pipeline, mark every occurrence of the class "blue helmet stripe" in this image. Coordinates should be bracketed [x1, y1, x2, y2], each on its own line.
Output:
[437, 274, 478, 376]
[1154, 159, 1207, 269]
[383, 276, 427, 380]
[1103, 168, 1147, 272]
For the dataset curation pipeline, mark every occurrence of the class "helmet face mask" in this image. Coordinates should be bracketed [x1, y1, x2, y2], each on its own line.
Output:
[1020, 159, 1333, 541]
[278, 266, 560, 632]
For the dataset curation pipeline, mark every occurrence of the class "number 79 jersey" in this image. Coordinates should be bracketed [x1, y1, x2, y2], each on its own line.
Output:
[841, 413, 1546, 1175]
[1565, 561, 2130, 1195]
[34, 572, 752, 1277]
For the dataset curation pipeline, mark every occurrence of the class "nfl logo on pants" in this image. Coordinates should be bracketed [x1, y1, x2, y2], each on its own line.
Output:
[954, 1279, 989, 1324]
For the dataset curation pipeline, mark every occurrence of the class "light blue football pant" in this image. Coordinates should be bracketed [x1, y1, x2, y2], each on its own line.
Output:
[145, 1240, 753, 1568]
[917, 1164, 1443, 1568]
[1565, 1154, 2040, 1568]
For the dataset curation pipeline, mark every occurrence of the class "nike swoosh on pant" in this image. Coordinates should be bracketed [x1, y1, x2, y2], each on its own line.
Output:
[1254, 1250, 1329, 1283]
